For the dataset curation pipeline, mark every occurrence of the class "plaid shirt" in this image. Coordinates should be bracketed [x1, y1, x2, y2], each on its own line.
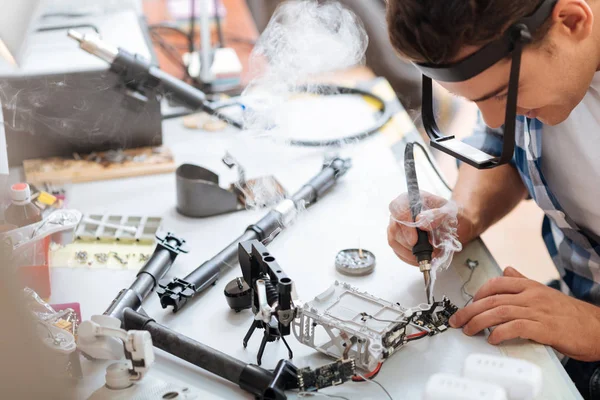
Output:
[466, 115, 600, 304]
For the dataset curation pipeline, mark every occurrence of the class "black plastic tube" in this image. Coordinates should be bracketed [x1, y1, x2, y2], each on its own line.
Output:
[104, 233, 188, 322]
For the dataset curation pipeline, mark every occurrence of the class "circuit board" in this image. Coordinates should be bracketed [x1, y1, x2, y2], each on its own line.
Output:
[297, 359, 356, 392]
[412, 297, 459, 334]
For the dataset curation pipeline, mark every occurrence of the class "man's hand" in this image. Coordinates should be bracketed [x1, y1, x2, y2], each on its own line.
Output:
[387, 191, 471, 266]
[450, 267, 600, 362]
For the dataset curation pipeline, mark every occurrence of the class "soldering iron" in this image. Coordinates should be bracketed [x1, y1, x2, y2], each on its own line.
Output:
[404, 142, 434, 304]
[67, 30, 242, 128]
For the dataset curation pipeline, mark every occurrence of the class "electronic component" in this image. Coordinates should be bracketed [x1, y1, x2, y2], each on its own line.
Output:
[292, 281, 458, 371]
[297, 359, 356, 392]
[410, 297, 459, 334]
[335, 248, 376, 276]
[224, 277, 252, 312]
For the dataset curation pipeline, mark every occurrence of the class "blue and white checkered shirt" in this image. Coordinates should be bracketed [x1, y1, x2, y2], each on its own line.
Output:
[466, 115, 600, 304]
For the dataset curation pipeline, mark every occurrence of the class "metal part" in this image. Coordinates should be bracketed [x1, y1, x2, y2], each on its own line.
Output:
[122, 308, 299, 400]
[159, 158, 352, 312]
[176, 160, 287, 218]
[335, 248, 376, 276]
[95, 253, 109, 264]
[111, 252, 128, 266]
[292, 281, 457, 371]
[419, 261, 433, 304]
[176, 163, 243, 217]
[67, 30, 118, 64]
[75, 251, 88, 264]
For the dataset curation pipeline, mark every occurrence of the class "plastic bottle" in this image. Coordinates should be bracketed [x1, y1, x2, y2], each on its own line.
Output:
[4, 183, 42, 228]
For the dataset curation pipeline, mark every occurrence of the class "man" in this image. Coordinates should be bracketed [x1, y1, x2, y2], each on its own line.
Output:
[386, 0, 600, 397]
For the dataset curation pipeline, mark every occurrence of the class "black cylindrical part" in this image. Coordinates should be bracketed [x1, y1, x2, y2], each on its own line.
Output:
[133, 236, 180, 299]
[132, 250, 171, 299]
[123, 309, 267, 391]
[104, 289, 142, 323]
[149, 67, 243, 129]
[129, 274, 156, 300]
[186, 230, 258, 289]
[149, 66, 207, 109]
[278, 279, 292, 311]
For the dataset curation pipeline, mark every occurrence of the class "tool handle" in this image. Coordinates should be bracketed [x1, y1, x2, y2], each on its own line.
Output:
[412, 228, 433, 262]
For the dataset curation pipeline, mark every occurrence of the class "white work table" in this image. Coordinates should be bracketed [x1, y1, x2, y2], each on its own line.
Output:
[19, 97, 581, 399]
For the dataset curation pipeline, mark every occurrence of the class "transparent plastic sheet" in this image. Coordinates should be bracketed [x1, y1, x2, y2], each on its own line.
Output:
[24, 286, 57, 320]
[1, 209, 82, 250]
[389, 191, 463, 290]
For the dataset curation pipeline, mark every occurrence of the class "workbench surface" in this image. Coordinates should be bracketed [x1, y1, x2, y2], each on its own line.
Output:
[15, 92, 581, 399]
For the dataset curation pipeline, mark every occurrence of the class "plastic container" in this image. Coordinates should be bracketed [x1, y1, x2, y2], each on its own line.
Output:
[5, 183, 42, 228]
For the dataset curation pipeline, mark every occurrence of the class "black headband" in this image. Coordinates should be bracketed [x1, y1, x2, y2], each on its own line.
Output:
[415, 0, 558, 82]
[415, 0, 558, 170]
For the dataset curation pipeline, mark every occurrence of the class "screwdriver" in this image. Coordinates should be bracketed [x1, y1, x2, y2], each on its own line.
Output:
[404, 143, 434, 304]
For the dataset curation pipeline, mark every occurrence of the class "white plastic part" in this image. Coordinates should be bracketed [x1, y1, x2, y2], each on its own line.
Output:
[125, 330, 155, 379]
[77, 316, 126, 360]
[255, 279, 273, 323]
[463, 354, 542, 400]
[424, 373, 508, 400]
[105, 362, 133, 390]
[78, 314, 155, 385]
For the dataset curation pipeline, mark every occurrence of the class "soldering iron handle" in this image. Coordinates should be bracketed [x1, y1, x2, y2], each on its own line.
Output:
[413, 228, 434, 262]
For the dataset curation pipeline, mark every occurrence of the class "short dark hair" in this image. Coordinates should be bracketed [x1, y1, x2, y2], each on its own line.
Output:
[386, 0, 553, 64]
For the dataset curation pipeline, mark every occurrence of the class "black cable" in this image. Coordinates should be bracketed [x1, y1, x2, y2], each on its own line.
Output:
[150, 32, 190, 81]
[282, 84, 392, 148]
[407, 141, 453, 192]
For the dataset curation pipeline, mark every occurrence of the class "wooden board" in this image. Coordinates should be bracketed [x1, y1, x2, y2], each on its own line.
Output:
[23, 146, 176, 184]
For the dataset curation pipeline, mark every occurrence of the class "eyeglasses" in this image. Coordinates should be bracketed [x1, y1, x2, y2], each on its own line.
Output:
[414, 0, 557, 169]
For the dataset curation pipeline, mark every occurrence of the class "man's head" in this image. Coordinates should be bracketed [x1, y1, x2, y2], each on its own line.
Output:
[387, 0, 600, 127]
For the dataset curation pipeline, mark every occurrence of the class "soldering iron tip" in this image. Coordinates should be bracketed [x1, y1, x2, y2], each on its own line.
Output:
[67, 30, 84, 43]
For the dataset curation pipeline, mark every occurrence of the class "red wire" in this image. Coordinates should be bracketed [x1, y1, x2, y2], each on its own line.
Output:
[352, 363, 382, 382]
[406, 331, 428, 340]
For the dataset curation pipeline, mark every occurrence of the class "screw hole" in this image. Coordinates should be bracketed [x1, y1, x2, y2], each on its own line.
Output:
[162, 392, 179, 399]
[264, 256, 275, 262]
